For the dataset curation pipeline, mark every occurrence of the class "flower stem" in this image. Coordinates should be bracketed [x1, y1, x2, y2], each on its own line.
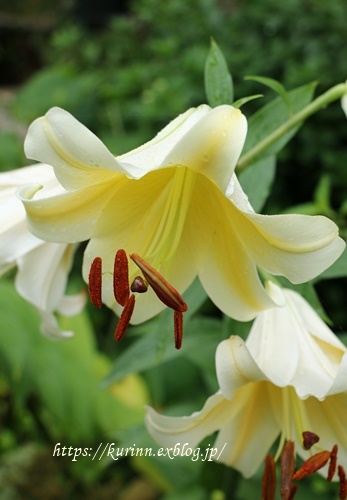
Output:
[236, 83, 347, 172]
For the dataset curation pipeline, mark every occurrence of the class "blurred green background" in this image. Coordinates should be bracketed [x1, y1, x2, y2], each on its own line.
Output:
[1, 0, 347, 498]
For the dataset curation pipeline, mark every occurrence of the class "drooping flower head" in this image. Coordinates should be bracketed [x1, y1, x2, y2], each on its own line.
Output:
[146, 283, 347, 478]
[0, 164, 85, 338]
[19, 106, 345, 324]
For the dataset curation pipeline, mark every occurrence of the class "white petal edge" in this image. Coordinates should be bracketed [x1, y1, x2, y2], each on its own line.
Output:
[162, 105, 247, 192]
[216, 336, 268, 399]
[24, 107, 143, 189]
[119, 105, 212, 170]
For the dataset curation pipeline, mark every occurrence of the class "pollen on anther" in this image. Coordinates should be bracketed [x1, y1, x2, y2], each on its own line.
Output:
[262, 455, 276, 500]
[114, 293, 136, 342]
[327, 444, 338, 482]
[338, 465, 347, 500]
[174, 310, 183, 350]
[280, 440, 295, 500]
[114, 249, 130, 307]
[293, 451, 331, 481]
[88, 257, 102, 308]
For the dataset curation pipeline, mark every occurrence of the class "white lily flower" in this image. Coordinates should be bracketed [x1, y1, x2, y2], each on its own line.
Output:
[19, 106, 345, 323]
[0, 164, 85, 338]
[146, 282, 347, 478]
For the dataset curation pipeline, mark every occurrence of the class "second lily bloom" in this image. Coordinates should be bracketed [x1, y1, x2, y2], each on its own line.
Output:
[146, 282, 347, 479]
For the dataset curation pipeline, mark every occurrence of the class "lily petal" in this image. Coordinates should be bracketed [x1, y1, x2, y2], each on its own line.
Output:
[119, 105, 211, 169]
[245, 282, 347, 399]
[216, 337, 268, 399]
[18, 180, 121, 243]
[146, 381, 279, 479]
[326, 353, 347, 396]
[15, 242, 76, 313]
[162, 105, 247, 192]
[24, 107, 142, 190]
[1, 164, 85, 338]
[301, 394, 347, 476]
[15, 241, 85, 338]
[214, 382, 280, 478]
[0, 164, 64, 267]
[146, 392, 232, 449]
[237, 212, 345, 283]
[198, 195, 278, 320]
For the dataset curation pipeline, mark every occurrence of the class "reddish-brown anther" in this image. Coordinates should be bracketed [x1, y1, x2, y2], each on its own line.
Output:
[262, 454, 276, 500]
[302, 431, 320, 450]
[293, 451, 331, 481]
[88, 257, 103, 308]
[288, 485, 297, 500]
[338, 465, 347, 500]
[113, 249, 130, 307]
[173, 310, 184, 350]
[114, 294, 136, 341]
[130, 276, 148, 293]
[281, 440, 296, 500]
[130, 254, 188, 312]
[327, 445, 338, 482]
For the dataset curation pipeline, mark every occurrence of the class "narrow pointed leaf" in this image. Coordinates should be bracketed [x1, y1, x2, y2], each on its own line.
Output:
[233, 94, 263, 109]
[245, 75, 292, 115]
[204, 38, 233, 107]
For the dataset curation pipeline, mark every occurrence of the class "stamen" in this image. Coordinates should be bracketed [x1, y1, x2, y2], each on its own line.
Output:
[114, 294, 136, 341]
[131, 276, 148, 293]
[280, 441, 295, 500]
[302, 431, 320, 450]
[327, 445, 338, 482]
[338, 465, 347, 500]
[113, 249, 130, 307]
[293, 451, 331, 480]
[88, 257, 102, 308]
[288, 485, 297, 500]
[173, 310, 183, 350]
[130, 253, 188, 312]
[262, 455, 276, 500]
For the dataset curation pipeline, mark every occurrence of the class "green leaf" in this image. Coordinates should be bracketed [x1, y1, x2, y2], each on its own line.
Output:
[0, 280, 144, 441]
[103, 280, 210, 385]
[103, 314, 222, 388]
[0, 133, 25, 169]
[114, 425, 204, 494]
[233, 94, 263, 109]
[238, 155, 276, 211]
[0, 280, 38, 404]
[12, 66, 98, 123]
[241, 81, 318, 165]
[245, 75, 292, 114]
[313, 174, 332, 212]
[204, 39, 233, 107]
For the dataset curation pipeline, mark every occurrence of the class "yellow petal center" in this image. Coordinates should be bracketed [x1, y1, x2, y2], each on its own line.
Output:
[144, 166, 197, 267]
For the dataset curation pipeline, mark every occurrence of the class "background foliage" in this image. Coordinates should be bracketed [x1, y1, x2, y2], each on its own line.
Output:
[1, 0, 347, 498]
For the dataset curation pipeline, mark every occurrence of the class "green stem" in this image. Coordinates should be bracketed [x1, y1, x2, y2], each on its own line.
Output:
[236, 82, 347, 172]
